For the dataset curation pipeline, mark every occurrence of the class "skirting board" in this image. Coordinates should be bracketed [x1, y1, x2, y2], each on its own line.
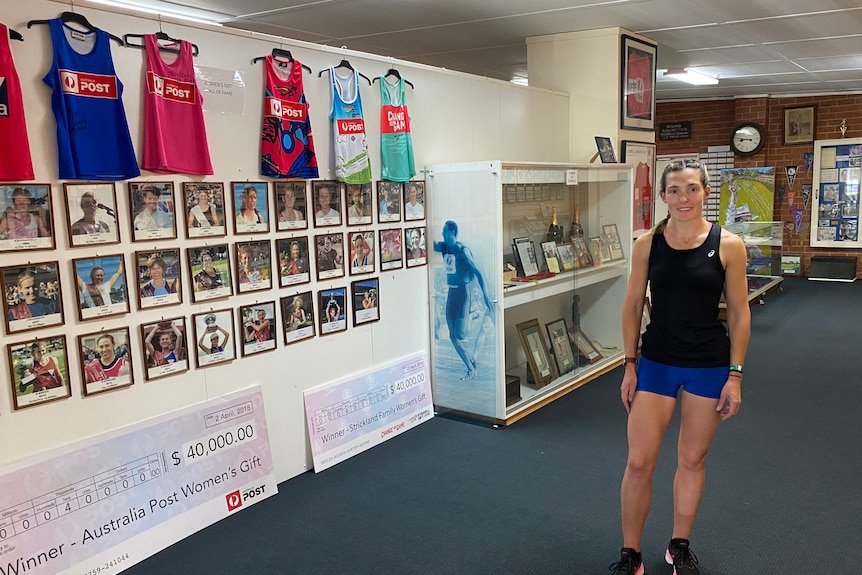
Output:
[808, 277, 857, 283]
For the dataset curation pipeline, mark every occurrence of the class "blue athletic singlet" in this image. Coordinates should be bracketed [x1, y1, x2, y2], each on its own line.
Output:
[441, 242, 475, 287]
[43, 19, 139, 180]
[379, 75, 415, 182]
[330, 67, 372, 184]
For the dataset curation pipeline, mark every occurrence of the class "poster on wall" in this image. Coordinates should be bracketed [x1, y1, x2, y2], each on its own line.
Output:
[427, 164, 500, 419]
[0, 387, 276, 575]
[304, 352, 433, 472]
[810, 138, 862, 247]
[719, 167, 775, 225]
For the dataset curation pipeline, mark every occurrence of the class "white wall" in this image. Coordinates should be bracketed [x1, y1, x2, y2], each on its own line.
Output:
[0, 0, 569, 481]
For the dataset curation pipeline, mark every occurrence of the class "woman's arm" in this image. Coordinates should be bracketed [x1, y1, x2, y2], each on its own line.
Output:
[619, 232, 653, 411]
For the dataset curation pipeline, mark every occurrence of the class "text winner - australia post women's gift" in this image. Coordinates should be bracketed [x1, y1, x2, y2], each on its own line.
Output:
[43, 19, 139, 180]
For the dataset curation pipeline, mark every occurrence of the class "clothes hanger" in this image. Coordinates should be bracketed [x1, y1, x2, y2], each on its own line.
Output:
[27, 11, 125, 46]
[252, 48, 311, 73]
[318, 55, 371, 85]
[8, 28, 24, 41]
[372, 68, 415, 89]
[123, 31, 200, 56]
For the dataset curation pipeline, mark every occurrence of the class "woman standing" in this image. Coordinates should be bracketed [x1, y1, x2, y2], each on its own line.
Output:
[611, 160, 750, 575]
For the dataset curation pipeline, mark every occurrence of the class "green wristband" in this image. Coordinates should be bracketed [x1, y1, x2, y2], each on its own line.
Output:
[729, 364, 743, 373]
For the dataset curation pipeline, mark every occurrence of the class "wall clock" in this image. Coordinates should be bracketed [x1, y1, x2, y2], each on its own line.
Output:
[730, 123, 766, 156]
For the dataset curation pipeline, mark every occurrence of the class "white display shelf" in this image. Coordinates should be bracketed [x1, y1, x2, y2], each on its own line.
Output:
[502, 261, 628, 309]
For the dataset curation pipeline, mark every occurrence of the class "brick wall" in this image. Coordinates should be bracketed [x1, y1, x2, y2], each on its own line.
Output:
[656, 95, 862, 277]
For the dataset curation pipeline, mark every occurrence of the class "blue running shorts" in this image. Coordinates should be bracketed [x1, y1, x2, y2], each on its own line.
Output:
[636, 356, 728, 399]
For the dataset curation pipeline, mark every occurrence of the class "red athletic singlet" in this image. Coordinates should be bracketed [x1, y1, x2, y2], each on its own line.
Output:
[0, 24, 34, 181]
[142, 35, 212, 175]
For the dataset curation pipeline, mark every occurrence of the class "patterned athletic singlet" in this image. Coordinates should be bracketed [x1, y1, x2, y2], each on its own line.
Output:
[142, 35, 212, 175]
[379, 75, 415, 183]
[0, 23, 34, 181]
[43, 19, 139, 180]
[330, 67, 372, 184]
[261, 57, 319, 179]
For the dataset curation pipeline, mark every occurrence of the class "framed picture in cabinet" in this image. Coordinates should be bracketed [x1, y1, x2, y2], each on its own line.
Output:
[516, 319, 557, 388]
[546, 318, 576, 375]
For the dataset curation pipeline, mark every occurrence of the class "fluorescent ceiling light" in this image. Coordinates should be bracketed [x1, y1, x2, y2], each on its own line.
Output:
[663, 68, 719, 85]
[87, 0, 224, 26]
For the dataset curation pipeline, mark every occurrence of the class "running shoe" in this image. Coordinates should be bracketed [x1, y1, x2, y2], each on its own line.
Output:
[608, 547, 644, 575]
[665, 538, 699, 575]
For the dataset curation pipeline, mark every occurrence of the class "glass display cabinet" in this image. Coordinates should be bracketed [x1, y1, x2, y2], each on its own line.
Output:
[721, 221, 784, 316]
[425, 161, 633, 424]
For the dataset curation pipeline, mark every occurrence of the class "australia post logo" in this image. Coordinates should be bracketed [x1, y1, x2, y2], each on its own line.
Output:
[225, 490, 243, 512]
[337, 118, 365, 135]
[59, 69, 118, 99]
[146, 72, 196, 104]
[266, 97, 307, 122]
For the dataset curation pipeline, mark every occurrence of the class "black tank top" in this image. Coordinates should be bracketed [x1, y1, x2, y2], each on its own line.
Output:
[640, 223, 730, 367]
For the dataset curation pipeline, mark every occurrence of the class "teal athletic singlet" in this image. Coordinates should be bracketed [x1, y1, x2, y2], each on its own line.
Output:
[379, 75, 415, 183]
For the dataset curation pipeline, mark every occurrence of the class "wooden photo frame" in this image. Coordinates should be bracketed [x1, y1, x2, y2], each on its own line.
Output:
[403, 181, 426, 221]
[312, 180, 344, 227]
[571, 236, 594, 268]
[405, 226, 427, 268]
[1, 261, 64, 334]
[71, 254, 129, 321]
[318, 287, 348, 336]
[516, 319, 557, 388]
[785, 105, 816, 144]
[187, 244, 233, 302]
[276, 237, 312, 287]
[620, 34, 657, 131]
[569, 326, 603, 364]
[602, 224, 626, 261]
[64, 182, 120, 246]
[595, 136, 617, 163]
[588, 237, 604, 267]
[351, 277, 380, 326]
[141, 317, 189, 381]
[0, 184, 56, 253]
[546, 318, 576, 375]
[183, 182, 226, 238]
[314, 232, 345, 280]
[513, 236, 539, 276]
[8, 335, 71, 410]
[135, 249, 182, 310]
[377, 181, 402, 223]
[281, 291, 316, 345]
[345, 183, 373, 226]
[274, 181, 309, 231]
[348, 231, 375, 275]
[78, 327, 134, 396]
[555, 243, 577, 272]
[232, 181, 270, 235]
[379, 228, 403, 271]
[192, 309, 236, 368]
[128, 181, 177, 242]
[239, 301, 277, 357]
[235, 240, 273, 294]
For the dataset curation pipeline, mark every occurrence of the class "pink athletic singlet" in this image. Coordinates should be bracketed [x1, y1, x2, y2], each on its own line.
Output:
[142, 35, 212, 175]
[0, 23, 34, 181]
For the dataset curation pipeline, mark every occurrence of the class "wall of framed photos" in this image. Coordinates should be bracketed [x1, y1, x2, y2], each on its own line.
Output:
[0, 0, 571, 480]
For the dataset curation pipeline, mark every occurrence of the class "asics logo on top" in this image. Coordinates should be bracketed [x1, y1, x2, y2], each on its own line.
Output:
[0, 77, 7, 116]
[146, 72, 195, 104]
[59, 70, 118, 98]
[266, 97, 306, 121]
[708, 249, 716, 257]
[338, 119, 365, 135]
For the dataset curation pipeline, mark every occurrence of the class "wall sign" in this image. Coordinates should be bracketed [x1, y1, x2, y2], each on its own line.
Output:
[659, 121, 692, 141]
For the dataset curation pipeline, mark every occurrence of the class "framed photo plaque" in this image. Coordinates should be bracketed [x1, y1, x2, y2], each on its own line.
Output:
[72, 254, 129, 321]
[192, 309, 235, 368]
[516, 319, 557, 388]
[281, 291, 316, 345]
[78, 328, 133, 396]
[1, 261, 64, 334]
[0, 184, 55, 253]
[8, 335, 71, 409]
[351, 277, 380, 326]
